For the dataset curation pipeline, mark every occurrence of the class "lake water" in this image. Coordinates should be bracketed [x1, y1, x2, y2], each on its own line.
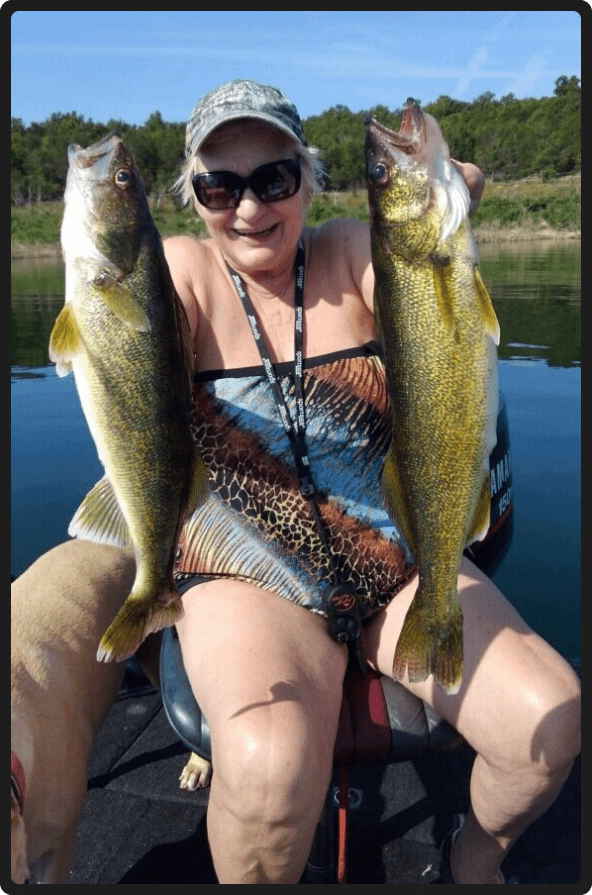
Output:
[11, 240, 581, 664]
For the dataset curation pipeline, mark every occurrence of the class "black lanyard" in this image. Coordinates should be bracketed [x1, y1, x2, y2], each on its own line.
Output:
[224, 241, 367, 673]
[225, 240, 315, 499]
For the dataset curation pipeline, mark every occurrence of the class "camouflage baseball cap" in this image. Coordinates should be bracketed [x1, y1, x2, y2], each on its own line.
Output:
[185, 79, 307, 156]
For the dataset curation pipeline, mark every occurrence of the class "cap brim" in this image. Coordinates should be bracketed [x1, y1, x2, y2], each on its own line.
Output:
[191, 110, 305, 153]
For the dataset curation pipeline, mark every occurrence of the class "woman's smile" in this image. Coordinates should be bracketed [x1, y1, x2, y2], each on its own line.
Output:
[232, 223, 279, 240]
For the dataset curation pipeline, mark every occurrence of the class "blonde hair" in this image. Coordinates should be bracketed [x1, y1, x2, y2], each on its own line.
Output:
[174, 122, 325, 207]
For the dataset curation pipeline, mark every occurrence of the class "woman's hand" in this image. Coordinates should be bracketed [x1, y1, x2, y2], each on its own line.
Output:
[451, 160, 485, 215]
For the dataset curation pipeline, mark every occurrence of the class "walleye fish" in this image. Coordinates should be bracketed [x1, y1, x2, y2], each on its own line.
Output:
[365, 101, 500, 694]
[49, 132, 209, 662]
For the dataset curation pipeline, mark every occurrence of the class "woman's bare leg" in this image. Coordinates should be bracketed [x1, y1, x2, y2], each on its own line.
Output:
[364, 558, 581, 884]
[176, 580, 348, 883]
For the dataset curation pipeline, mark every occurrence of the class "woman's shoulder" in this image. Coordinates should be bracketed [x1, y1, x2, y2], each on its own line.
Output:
[308, 217, 372, 298]
[163, 234, 221, 294]
[163, 234, 211, 267]
[163, 236, 219, 337]
[308, 216, 370, 249]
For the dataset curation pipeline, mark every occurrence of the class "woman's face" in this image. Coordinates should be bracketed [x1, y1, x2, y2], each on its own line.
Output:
[194, 120, 310, 279]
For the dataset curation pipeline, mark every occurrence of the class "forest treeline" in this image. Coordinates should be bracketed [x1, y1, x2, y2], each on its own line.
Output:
[11, 75, 580, 205]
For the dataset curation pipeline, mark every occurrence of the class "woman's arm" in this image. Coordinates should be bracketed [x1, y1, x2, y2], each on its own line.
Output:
[163, 235, 203, 339]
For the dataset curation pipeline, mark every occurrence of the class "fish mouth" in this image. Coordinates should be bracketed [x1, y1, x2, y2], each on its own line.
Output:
[366, 100, 425, 152]
[365, 103, 426, 167]
[67, 132, 129, 183]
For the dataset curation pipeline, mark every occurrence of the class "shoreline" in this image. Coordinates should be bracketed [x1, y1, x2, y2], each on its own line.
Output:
[10, 226, 581, 260]
[473, 226, 581, 244]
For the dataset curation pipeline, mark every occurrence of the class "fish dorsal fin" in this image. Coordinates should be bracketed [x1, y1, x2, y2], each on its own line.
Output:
[474, 268, 500, 345]
[48, 304, 81, 376]
[68, 476, 131, 547]
[93, 275, 151, 332]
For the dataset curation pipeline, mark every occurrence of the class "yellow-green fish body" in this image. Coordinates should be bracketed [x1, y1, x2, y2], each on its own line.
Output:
[365, 103, 500, 693]
[49, 133, 209, 661]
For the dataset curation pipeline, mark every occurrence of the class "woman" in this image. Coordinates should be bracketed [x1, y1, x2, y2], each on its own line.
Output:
[158, 80, 580, 884]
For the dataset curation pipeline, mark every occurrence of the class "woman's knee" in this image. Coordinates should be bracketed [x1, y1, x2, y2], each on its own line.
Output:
[480, 655, 581, 777]
[176, 583, 347, 831]
[212, 707, 335, 828]
[527, 660, 581, 770]
[447, 563, 580, 774]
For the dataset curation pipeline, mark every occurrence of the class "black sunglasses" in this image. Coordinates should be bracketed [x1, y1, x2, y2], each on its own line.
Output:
[192, 159, 301, 210]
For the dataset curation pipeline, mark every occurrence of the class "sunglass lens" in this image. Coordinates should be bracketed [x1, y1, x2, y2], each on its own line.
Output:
[253, 162, 300, 203]
[195, 173, 241, 209]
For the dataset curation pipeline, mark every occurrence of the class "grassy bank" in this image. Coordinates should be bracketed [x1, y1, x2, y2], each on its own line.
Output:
[472, 172, 581, 242]
[11, 174, 580, 259]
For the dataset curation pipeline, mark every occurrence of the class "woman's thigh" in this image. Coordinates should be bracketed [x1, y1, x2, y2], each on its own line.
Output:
[175, 579, 349, 776]
[364, 558, 580, 769]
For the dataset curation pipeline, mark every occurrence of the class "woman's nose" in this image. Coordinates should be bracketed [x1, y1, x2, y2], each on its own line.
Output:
[235, 188, 267, 219]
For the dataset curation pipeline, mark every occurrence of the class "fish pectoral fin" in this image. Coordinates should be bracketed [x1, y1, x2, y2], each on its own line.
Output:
[466, 476, 491, 545]
[381, 446, 417, 553]
[474, 268, 500, 345]
[432, 265, 455, 332]
[93, 275, 151, 332]
[49, 304, 81, 376]
[393, 593, 463, 695]
[68, 476, 131, 547]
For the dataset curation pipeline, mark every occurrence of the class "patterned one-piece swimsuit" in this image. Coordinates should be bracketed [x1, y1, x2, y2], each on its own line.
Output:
[174, 341, 416, 620]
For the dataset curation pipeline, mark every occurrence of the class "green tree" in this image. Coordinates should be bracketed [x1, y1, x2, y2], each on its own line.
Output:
[11, 77, 581, 202]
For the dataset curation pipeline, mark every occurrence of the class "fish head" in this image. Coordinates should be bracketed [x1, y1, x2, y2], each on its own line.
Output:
[365, 105, 431, 230]
[62, 132, 152, 276]
[365, 100, 470, 255]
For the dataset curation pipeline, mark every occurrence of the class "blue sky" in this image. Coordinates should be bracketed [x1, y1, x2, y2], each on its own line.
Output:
[11, 10, 582, 128]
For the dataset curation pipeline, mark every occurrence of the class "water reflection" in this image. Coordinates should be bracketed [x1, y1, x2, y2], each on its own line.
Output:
[479, 241, 580, 367]
[479, 238, 581, 285]
[11, 366, 50, 381]
[11, 259, 64, 367]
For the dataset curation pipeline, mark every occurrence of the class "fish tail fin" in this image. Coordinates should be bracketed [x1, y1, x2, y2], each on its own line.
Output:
[97, 588, 183, 662]
[393, 593, 463, 694]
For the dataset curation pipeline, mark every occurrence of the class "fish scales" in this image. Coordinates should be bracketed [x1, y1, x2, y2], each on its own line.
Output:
[49, 133, 209, 661]
[366, 103, 499, 693]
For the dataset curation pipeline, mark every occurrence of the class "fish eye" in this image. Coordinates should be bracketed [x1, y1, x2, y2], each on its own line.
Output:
[370, 163, 390, 186]
[115, 168, 135, 189]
